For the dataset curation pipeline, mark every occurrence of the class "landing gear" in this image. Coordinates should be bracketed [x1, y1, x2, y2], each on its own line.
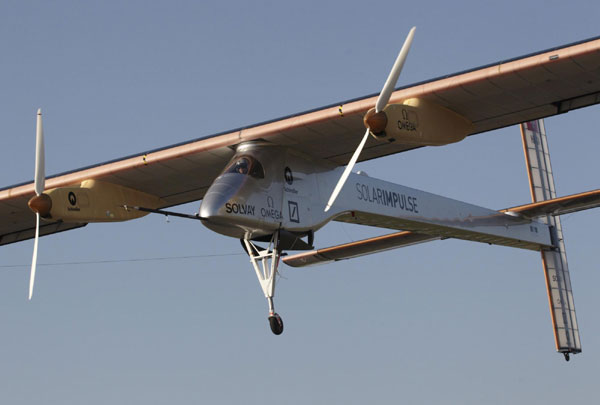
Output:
[243, 232, 285, 335]
[564, 352, 570, 362]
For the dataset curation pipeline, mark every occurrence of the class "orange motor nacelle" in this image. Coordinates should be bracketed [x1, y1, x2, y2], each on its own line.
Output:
[364, 98, 473, 146]
[28, 179, 163, 223]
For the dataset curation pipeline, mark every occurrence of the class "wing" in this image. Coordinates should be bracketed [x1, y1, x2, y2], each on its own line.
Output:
[282, 231, 439, 267]
[3, 36, 600, 245]
[283, 189, 600, 267]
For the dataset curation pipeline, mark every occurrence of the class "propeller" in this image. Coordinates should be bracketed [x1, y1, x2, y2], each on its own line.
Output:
[27, 108, 52, 300]
[324, 27, 416, 212]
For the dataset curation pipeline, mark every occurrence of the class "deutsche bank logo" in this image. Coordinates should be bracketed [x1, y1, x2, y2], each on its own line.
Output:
[288, 201, 300, 223]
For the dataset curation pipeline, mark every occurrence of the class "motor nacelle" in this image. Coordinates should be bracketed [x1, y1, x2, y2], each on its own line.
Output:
[364, 98, 473, 146]
[34, 179, 163, 222]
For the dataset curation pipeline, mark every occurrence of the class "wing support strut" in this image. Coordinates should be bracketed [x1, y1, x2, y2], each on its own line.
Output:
[122, 205, 206, 221]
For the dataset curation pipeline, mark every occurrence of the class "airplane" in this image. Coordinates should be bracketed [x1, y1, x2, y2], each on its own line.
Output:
[2, 27, 600, 361]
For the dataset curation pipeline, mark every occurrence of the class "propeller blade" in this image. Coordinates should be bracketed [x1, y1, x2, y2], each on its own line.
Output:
[29, 109, 46, 299]
[29, 213, 40, 300]
[324, 27, 416, 212]
[34, 108, 45, 196]
[375, 26, 416, 113]
[324, 128, 370, 212]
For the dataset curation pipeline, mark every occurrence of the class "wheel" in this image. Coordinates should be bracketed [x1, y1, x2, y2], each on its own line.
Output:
[268, 313, 284, 335]
[564, 353, 570, 362]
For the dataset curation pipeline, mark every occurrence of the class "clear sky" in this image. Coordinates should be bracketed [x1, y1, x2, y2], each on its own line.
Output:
[1, 1, 600, 404]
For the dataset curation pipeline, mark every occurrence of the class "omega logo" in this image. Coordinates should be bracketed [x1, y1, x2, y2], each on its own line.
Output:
[284, 167, 293, 185]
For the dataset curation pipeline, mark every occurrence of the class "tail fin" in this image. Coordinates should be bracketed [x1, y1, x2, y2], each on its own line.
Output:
[521, 120, 581, 360]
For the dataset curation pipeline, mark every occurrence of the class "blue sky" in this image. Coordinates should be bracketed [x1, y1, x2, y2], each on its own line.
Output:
[1, 1, 600, 403]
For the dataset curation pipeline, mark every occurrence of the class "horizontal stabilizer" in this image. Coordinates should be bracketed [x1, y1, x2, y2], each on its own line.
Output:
[503, 189, 600, 218]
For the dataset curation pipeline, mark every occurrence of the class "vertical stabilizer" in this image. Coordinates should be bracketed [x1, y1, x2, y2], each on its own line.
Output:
[521, 120, 581, 360]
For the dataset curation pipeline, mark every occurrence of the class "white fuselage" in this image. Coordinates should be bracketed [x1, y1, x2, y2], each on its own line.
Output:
[199, 143, 551, 250]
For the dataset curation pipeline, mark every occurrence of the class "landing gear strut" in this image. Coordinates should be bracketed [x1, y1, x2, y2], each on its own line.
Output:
[243, 232, 284, 335]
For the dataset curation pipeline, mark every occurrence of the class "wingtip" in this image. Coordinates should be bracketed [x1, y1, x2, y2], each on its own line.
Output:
[37, 108, 42, 115]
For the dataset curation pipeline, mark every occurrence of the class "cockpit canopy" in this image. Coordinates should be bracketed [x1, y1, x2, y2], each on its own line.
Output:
[223, 155, 265, 179]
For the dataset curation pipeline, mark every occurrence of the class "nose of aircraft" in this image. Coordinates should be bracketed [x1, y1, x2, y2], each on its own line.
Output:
[199, 173, 245, 220]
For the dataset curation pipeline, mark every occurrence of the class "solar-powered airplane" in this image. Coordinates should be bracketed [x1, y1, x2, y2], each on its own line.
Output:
[2, 28, 600, 360]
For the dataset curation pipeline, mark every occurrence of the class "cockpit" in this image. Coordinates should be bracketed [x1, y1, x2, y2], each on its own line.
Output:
[223, 156, 265, 179]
